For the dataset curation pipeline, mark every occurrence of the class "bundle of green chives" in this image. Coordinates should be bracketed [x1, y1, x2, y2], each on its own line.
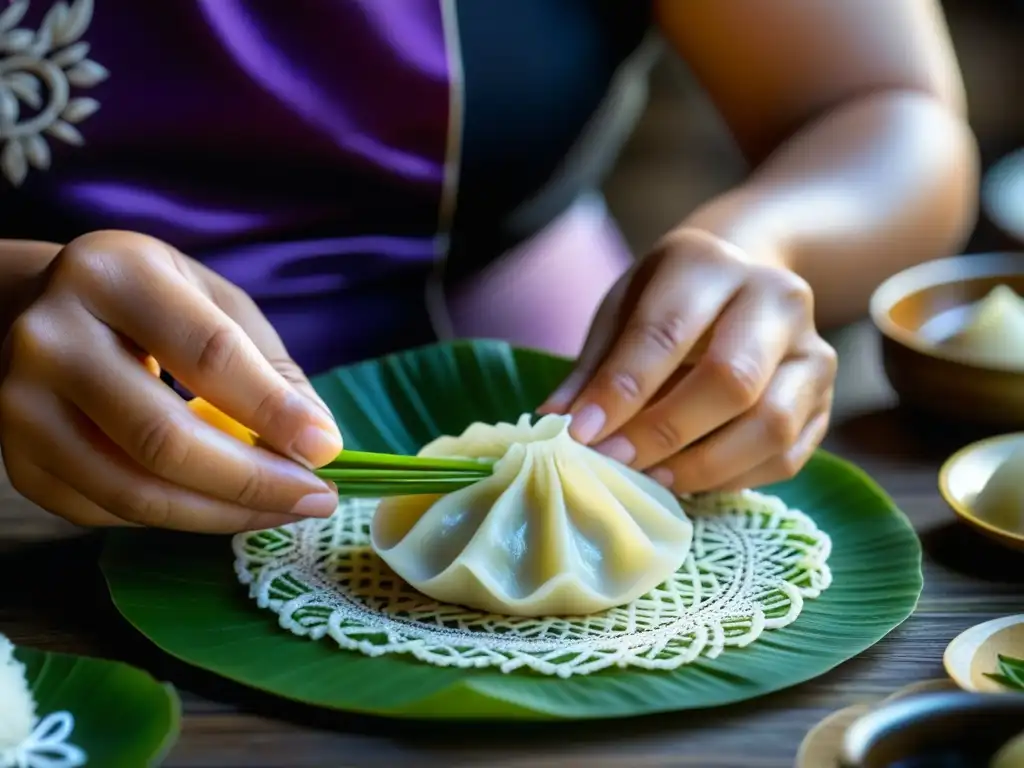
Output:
[314, 450, 495, 497]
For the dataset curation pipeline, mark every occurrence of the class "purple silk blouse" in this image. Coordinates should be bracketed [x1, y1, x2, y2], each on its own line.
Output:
[0, 0, 641, 373]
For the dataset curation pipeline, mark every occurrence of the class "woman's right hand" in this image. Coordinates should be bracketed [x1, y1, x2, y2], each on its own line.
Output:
[0, 230, 343, 533]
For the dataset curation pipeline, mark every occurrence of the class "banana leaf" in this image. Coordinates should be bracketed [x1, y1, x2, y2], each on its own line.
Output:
[16, 645, 180, 765]
[99, 340, 922, 720]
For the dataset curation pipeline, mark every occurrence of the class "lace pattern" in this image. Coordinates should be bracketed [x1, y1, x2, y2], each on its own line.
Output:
[233, 490, 833, 678]
[0, 713, 86, 768]
[0, 637, 85, 768]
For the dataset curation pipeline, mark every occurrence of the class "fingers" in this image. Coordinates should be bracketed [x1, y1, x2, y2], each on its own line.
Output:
[542, 227, 834, 495]
[650, 357, 834, 493]
[538, 271, 630, 415]
[544, 236, 750, 446]
[571, 281, 739, 447]
[705, 409, 831, 492]
[197, 260, 335, 422]
[1, 385, 318, 533]
[596, 275, 805, 471]
[51, 232, 341, 467]
[1, 230, 343, 533]
[2, 451, 126, 528]
[15, 300, 338, 515]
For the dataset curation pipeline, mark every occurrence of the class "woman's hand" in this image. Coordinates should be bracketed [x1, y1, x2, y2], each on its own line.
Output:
[539, 228, 837, 493]
[0, 231, 343, 532]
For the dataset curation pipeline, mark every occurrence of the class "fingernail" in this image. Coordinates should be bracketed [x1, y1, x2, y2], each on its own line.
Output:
[290, 490, 338, 518]
[594, 436, 636, 465]
[537, 391, 565, 414]
[570, 404, 605, 444]
[292, 425, 343, 468]
[540, 384, 578, 414]
[650, 467, 674, 488]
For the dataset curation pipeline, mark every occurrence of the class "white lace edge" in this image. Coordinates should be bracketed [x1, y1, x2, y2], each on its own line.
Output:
[232, 490, 834, 678]
[0, 712, 86, 768]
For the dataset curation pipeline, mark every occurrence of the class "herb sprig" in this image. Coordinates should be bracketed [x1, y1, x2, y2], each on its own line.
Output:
[985, 654, 1024, 691]
[313, 450, 495, 497]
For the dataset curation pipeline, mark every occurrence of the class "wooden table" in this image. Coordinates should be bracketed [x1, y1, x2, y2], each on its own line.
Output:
[3, 321, 1024, 768]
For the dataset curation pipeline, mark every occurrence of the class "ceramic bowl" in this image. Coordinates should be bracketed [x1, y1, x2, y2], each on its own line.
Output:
[796, 681, 958, 768]
[839, 691, 1024, 767]
[984, 148, 1024, 244]
[939, 433, 1024, 551]
[944, 614, 1024, 693]
[869, 253, 1024, 426]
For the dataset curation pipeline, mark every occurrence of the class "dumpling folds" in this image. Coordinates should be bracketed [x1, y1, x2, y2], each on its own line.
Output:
[371, 414, 693, 616]
[974, 445, 1024, 534]
[943, 285, 1024, 367]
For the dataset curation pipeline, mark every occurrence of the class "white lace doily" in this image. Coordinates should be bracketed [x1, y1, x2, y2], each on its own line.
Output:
[0, 713, 86, 768]
[233, 490, 833, 678]
[0, 635, 85, 768]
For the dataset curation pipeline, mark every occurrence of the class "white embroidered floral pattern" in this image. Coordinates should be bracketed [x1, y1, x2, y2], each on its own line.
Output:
[0, 0, 107, 186]
[0, 713, 86, 768]
[233, 490, 833, 678]
[0, 636, 85, 768]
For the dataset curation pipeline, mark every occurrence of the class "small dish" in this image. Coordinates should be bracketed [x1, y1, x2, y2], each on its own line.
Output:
[944, 615, 1024, 693]
[984, 148, 1024, 244]
[938, 434, 1024, 551]
[869, 253, 1024, 426]
[993, 730, 1024, 768]
[796, 680, 957, 768]
[839, 691, 1024, 767]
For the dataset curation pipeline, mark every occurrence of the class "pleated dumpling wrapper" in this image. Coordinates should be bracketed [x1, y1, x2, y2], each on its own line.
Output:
[942, 284, 1024, 367]
[0, 635, 35, 752]
[371, 413, 694, 616]
[973, 445, 1024, 535]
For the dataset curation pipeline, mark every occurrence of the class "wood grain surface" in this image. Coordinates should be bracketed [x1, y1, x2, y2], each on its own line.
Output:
[2, 321, 1023, 768]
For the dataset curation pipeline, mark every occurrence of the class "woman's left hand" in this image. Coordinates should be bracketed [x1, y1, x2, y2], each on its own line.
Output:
[539, 227, 837, 494]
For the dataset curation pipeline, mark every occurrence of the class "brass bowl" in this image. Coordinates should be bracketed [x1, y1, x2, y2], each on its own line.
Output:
[869, 253, 1024, 426]
[938, 433, 1024, 551]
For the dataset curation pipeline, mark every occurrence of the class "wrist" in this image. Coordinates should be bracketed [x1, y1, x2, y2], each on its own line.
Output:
[675, 189, 797, 272]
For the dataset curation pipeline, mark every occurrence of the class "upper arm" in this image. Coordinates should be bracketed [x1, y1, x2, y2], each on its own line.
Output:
[655, 0, 967, 163]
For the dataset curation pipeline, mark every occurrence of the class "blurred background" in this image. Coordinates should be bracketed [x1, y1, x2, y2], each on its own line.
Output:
[604, 0, 1023, 256]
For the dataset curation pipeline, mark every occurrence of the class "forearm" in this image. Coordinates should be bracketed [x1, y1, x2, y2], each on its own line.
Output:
[682, 89, 979, 329]
[0, 239, 62, 334]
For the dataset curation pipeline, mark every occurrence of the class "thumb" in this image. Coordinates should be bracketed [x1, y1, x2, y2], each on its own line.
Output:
[538, 271, 630, 414]
[266, 354, 336, 426]
[202, 271, 343, 466]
